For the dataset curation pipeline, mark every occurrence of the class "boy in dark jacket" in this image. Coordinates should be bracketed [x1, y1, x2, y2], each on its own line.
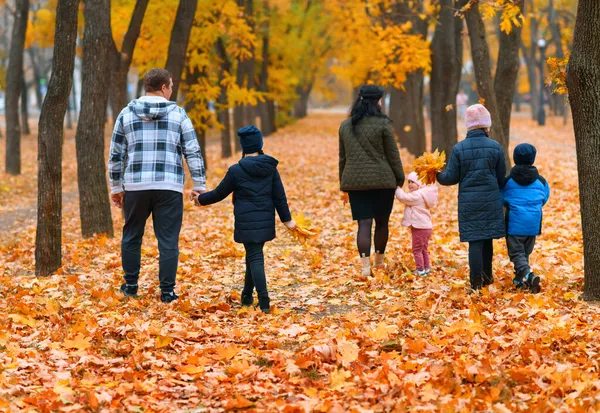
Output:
[194, 126, 296, 313]
[502, 143, 550, 294]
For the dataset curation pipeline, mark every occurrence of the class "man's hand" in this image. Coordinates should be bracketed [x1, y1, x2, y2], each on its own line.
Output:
[111, 193, 124, 209]
[190, 189, 206, 206]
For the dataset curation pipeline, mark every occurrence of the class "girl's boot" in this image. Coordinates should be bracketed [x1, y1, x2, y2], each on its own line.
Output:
[360, 254, 372, 277]
[374, 252, 385, 268]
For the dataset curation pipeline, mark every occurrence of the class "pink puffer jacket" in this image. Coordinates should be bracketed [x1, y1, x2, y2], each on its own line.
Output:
[395, 172, 438, 229]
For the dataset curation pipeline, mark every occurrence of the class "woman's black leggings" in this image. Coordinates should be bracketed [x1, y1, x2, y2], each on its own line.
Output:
[357, 215, 390, 257]
[468, 239, 494, 289]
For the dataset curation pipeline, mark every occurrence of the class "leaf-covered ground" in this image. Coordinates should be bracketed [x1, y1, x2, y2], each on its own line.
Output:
[1, 113, 599, 412]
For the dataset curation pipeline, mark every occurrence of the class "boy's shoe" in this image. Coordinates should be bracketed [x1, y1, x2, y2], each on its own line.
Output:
[241, 294, 254, 307]
[512, 274, 526, 290]
[120, 283, 138, 298]
[525, 272, 541, 294]
[161, 291, 179, 303]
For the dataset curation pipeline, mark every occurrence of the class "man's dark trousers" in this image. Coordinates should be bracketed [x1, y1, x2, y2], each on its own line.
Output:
[122, 190, 183, 293]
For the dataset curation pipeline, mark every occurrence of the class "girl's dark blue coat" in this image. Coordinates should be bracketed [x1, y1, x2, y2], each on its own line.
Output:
[196, 155, 292, 244]
[437, 129, 507, 242]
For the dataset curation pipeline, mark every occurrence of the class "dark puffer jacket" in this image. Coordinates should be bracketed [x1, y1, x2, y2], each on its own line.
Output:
[437, 129, 506, 242]
[339, 116, 405, 191]
[196, 155, 292, 244]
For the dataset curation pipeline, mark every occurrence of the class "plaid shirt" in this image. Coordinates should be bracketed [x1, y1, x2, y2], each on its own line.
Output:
[108, 96, 206, 194]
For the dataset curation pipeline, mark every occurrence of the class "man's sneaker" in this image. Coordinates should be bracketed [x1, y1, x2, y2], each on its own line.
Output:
[525, 272, 541, 294]
[161, 291, 179, 303]
[241, 294, 254, 307]
[120, 283, 138, 298]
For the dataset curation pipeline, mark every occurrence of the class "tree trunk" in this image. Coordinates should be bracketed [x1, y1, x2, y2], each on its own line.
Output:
[75, 0, 114, 238]
[388, 2, 427, 156]
[28, 47, 44, 109]
[494, 1, 524, 148]
[233, 62, 245, 151]
[110, 0, 149, 119]
[5, 0, 29, 175]
[184, 66, 209, 169]
[389, 73, 426, 156]
[430, 0, 463, 156]
[21, 77, 30, 135]
[464, 3, 510, 169]
[164, 0, 197, 102]
[522, 12, 539, 121]
[215, 37, 232, 158]
[293, 84, 312, 118]
[258, 25, 275, 136]
[35, 0, 80, 276]
[566, 0, 600, 301]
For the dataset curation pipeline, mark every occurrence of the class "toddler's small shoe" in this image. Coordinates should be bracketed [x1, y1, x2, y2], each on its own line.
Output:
[120, 283, 138, 298]
[161, 291, 179, 303]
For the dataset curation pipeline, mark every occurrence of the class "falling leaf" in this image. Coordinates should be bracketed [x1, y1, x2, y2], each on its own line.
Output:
[445, 104, 454, 112]
[403, 125, 412, 132]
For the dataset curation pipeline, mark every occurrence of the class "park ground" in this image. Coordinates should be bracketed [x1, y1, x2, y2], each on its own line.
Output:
[0, 112, 599, 411]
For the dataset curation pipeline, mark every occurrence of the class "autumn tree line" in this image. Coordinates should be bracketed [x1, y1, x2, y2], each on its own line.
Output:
[1, 0, 599, 300]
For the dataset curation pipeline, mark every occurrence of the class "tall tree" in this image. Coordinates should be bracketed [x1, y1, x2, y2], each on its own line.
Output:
[520, 5, 539, 121]
[257, 3, 276, 137]
[5, 0, 29, 175]
[110, 0, 150, 119]
[464, 2, 511, 168]
[75, 0, 114, 239]
[36, 0, 80, 276]
[388, 1, 427, 157]
[164, 0, 197, 102]
[20, 77, 30, 135]
[566, 0, 600, 301]
[215, 37, 233, 158]
[430, 0, 465, 156]
[494, 1, 525, 149]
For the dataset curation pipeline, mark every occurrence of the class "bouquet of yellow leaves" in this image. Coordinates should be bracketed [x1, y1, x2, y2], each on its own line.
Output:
[413, 150, 446, 185]
[287, 212, 319, 243]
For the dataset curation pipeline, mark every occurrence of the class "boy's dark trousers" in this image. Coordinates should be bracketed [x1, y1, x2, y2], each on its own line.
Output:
[122, 190, 183, 293]
[507, 236, 536, 278]
[468, 239, 494, 289]
[242, 243, 269, 308]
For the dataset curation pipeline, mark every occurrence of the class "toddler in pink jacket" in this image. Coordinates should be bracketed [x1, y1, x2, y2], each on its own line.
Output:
[395, 172, 439, 275]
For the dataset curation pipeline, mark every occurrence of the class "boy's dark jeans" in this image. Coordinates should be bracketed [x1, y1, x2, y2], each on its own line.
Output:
[242, 243, 269, 305]
[468, 239, 494, 289]
[122, 190, 183, 293]
[507, 235, 536, 278]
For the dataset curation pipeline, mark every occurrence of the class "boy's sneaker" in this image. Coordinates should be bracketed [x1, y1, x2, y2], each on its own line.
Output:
[512, 275, 526, 290]
[525, 272, 541, 294]
[241, 294, 254, 307]
[161, 291, 179, 303]
[120, 283, 138, 298]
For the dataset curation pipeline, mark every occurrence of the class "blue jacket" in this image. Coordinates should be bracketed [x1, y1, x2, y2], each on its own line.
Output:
[437, 129, 506, 242]
[197, 155, 292, 244]
[502, 165, 550, 236]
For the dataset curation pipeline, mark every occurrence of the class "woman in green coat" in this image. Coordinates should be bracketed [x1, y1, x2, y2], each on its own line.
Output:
[339, 85, 405, 277]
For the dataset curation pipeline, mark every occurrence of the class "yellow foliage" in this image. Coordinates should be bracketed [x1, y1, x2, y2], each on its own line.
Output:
[414, 150, 446, 185]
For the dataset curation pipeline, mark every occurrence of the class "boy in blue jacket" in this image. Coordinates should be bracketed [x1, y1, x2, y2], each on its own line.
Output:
[194, 126, 296, 313]
[503, 143, 550, 293]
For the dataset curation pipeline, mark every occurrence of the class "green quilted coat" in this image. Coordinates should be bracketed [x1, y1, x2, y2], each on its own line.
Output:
[339, 116, 405, 191]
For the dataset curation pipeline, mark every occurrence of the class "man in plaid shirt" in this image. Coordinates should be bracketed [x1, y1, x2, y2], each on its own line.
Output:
[108, 68, 206, 303]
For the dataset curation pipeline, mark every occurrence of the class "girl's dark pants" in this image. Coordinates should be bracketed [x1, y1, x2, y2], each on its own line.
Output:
[242, 242, 269, 308]
[468, 239, 494, 289]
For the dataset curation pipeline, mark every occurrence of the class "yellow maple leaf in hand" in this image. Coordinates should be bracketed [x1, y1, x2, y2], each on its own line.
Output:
[413, 150, 446, 185]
